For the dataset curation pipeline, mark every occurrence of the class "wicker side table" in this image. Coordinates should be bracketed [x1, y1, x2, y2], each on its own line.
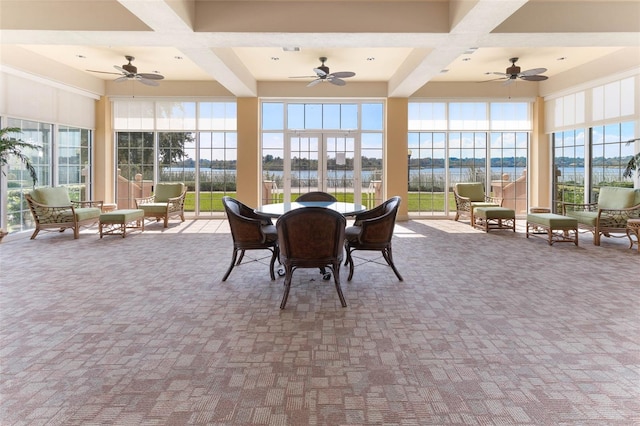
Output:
[627, 218, 640, 252]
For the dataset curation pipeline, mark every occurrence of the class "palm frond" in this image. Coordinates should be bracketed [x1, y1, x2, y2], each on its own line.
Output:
[0, 127, 42, 185]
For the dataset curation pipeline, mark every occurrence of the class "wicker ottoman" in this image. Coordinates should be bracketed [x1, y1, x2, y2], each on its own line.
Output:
[526, 213, 578, 246]
[473, 206, 515, 232]
[99, 209, 144, 238]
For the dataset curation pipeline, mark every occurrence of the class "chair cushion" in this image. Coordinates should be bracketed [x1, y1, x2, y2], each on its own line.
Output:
[564, 210, 598, 227]
[262, 224, 278, 242]
[344, 225, 362, 242]
[75, 207, 102, 221]
[597, 187, 636, 209]
[31, 187, 71, 206]
[139, 203, 169, 214]
[455, 183, 486, 202]
[635, 189, 640, 206]
[154, 183, 185, 202]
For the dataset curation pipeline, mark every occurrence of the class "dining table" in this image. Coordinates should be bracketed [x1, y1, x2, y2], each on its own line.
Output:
[255, 200, 367, 218]
[255, 200, 368, 280]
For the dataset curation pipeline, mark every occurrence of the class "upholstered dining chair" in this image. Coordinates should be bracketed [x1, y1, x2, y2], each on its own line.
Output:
[295, 191, 337, 279]
[296, 191, 337, 202]
[221, 196, 279, 281]
[344, 195, 403, 281]
[276, 207, 347, 309]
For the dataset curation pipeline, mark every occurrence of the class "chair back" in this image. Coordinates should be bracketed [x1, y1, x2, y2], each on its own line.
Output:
[454, 182, 486, 202]
[154, 182, 185, 202]
[222, 196, 271, 244]
[596, 186, 637, 209]
[359, 196, 401, 245]
[277, 207, 345, 269]
[297, 191, 337, 202]
[30, 187, 71, 206]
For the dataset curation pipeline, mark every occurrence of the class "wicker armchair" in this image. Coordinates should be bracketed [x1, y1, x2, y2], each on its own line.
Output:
[276, 207, 347, 309]
[562, 186, 640, 246]
[222, 196, 279, 281]
[25, 187, 103, 239]
[135, 182, 186, 228]
[344, 196, 403, 281]
[453, 182, 502, 224]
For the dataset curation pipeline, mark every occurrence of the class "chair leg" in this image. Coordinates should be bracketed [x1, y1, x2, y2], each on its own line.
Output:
[269, 247, 278, 281]
[382, 247, 403, 281]
[222, 248, 240, 281]
[30, 228, 40, 239]
[280, 267, 293, 309]
[346, 247, 355, 281]
[332, 263, 347, 307]
[236, 250, 246, 265]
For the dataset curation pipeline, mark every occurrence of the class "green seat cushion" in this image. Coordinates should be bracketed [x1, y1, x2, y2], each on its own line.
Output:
[100, 209, 144, 223]
[139, 203, 170, 214]
[527, 213, 577, 228]
[597, 187, 635, 209]
[455, 183, 486, 202]
[474, 207, 514, 219]
[564, 210, 598, 226]
[154, 183, 185, 202]
[75, 207, 102, 221]
[31, 187, 71, 206]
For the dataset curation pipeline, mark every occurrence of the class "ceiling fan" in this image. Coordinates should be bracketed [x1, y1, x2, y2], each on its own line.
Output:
[485, 57, 548, 85]
[290, 57, 355, 87]
[87, 55, 164, 86]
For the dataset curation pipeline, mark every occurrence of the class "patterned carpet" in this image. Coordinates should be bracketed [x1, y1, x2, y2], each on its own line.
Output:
[1, 218, 638, 425]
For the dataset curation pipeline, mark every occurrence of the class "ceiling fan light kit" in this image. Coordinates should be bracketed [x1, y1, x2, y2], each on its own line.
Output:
[88, 55, 165, 86]
[290, 57, 355, 87]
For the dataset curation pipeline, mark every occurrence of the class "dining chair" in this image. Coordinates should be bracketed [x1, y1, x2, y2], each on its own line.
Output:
[221, 196, 279, 281]
[344, 195, 403, 281]
[295, 191, 337, 279]
[296, 191, 337, 202]
[276, 207, 347, 309]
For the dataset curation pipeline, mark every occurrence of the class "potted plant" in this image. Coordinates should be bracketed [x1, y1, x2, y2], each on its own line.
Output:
[0, 127, 41, 241]
[623, 137, 640, 182]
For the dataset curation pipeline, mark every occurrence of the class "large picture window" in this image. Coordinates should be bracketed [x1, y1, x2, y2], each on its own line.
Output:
[409, 101, 530, 216]
[113, 100, 237, 215]
[260, 101, 384, 205]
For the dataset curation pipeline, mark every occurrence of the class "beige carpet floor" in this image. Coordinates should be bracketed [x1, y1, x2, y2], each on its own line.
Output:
[1, 218, 638, 425]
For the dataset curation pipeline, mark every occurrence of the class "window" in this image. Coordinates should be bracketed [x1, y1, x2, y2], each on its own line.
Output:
[409, 101, 531, 216]
[113, 100, 237, 214]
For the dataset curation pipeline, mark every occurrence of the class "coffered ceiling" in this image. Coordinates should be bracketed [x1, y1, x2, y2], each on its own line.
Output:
[1, 0, 639, 98]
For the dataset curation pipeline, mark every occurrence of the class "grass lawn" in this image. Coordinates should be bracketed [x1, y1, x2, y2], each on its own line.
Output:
[185, 192, 455, 213]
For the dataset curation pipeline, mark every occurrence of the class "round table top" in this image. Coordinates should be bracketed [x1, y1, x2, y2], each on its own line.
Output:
[256, 201, 367, 218]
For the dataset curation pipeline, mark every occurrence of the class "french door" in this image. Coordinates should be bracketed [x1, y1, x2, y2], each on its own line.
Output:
[284, 132, 361, 203]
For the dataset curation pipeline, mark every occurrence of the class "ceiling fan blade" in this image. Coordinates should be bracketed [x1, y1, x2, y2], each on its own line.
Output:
[138, 73, 164, 80]
[114, 76, 129, 83]
[520, 75, 548, 81]
[477, 77, 508, 83]
[307, 79, 323, 87]
[87, 69, 122, 76]
[330, 71, 355, 78]
[520, 67, 547, 76]
[502, 78, 516, 86]
[492, 72, 509, 76]
[114, 65, 128, 74]
[138, 77, 160, 86]
[313, 68, 327, 77]
[329, 77, 346, 86]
